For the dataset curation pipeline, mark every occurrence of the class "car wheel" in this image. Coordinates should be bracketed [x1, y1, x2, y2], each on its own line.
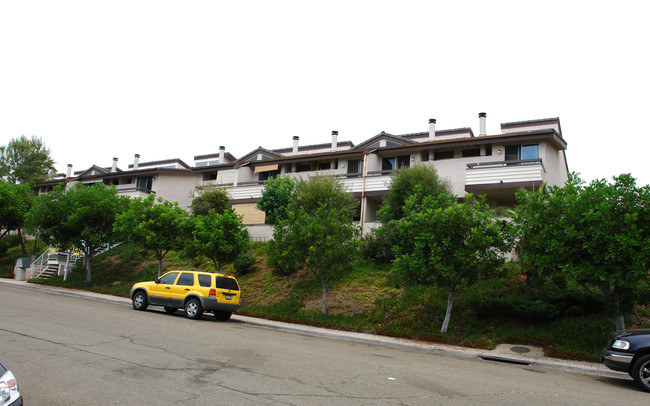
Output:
[214, 311, 232, 322]
[164, 306, 178, 314]
[632, 354, 650, 392]
[132, 291, 148, 311]
[184, 298, 203, 319]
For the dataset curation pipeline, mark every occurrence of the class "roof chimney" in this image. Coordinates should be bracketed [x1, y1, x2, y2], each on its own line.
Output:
[331, 131, 338, 150]
[219, 146, 225, 163]
[479, 112, 487, 136]
[133, 154, 140, 170]
[292, 136, 299, 154]
[111, 157, 118, 173]
[428, 118, 436, 140]
[66, 164, 73, 178]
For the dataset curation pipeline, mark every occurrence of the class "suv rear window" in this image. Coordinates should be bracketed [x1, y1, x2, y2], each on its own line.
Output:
[198, 274, 211, 287]
[216, 276, 239, 291]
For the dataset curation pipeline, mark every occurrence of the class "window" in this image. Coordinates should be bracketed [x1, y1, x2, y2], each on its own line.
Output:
[216, 276, 240, 291]
[421, 151, 430, 162]
[296, 163, 311, 172]
[159, 272, 178, 285]
[485, 144, 492, 156]
[176, 273, 194, 286]
[505, 144, 539, 163]
[259, 170, 280, 182]
[347, 159, 361, 176]
[462, 148, 480, 158]
[434, 150, 454, 161]
[202, 172, 217, 181]
[317, 162, 331, 171]
[136, 176, 153, 191]
[382, 155, 410, 171]
[198, 274, 211, 287]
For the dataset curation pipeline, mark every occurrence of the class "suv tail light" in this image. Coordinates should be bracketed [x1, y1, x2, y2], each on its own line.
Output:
[209, 288, 216, 298]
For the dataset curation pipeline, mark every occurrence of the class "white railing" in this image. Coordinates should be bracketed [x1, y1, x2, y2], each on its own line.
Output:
[466, 159, 546, 186]
[31, 242, 122, 280]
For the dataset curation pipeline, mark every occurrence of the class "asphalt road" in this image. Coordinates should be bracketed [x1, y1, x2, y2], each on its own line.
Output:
[0, 283, 647, 405]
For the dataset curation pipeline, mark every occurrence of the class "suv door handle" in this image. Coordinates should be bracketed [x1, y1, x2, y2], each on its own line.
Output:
[184, 288, 190, 291]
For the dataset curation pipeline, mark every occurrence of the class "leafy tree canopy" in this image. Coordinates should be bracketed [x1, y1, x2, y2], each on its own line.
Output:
[183, 209, 249, 273]
[115, 195, 188, 277]
[26, 183, 128, 282]
[190, 188, 231, 216]
[392, 192, 512, 333]
[269, 176, 359, 314]
[378, 164, 452, 223]
[0, 181, 33, 240]
[256, 175, 295, 225]
[515, 173, 650, 330]
[0, 135, 55, 184]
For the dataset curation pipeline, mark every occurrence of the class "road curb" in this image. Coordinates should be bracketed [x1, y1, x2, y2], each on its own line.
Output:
[0, 277, 625, 380]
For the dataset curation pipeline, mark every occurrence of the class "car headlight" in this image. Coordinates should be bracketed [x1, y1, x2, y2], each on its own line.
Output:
[612, 339, 630, 350]
[0, 369, 18, 403]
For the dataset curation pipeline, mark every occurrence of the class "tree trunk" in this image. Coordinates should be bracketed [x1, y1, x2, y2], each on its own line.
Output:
[17, 229, 28, 255]
[615, 315, 625, 331]
[85, 247, 95, 283]
[321, 283, 328, 315]
[441, 289, 455, 333]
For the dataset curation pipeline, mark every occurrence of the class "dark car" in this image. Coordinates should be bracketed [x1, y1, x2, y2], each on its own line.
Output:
[0, 360, 22, 406]
[601, 329, 650, 392]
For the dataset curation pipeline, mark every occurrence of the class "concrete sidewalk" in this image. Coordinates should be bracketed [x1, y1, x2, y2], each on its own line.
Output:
[0, 277, 624, 379]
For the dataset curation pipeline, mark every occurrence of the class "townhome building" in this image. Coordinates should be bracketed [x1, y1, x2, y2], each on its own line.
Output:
[193, 114, 569, 240]
[32, 113, 568, 241]
[33, 154, 206, 209]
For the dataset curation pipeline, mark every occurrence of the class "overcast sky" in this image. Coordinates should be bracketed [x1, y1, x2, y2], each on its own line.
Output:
[1, 0, 648, 186]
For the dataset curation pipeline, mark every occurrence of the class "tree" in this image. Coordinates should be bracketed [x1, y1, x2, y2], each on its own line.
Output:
[184, 209, 249, 273]
[256, 175, 296, 225]
[115, 195, 188, 277]
[0, 136, 55, 184]
[269, 176, 359, 314]
[0, 181, 33, 241]
[392, 192, 512, 333]
[190, 188, 231, 216]
[25, 183, 127, 283]
[516, 173, 650, 330]
[378, 164, 452, 223]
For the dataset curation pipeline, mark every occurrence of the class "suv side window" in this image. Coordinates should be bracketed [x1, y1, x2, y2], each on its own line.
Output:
[198, 274, 211, 287]
[159, 272, 179, 285]
[176, 272, 195, 286]
[216, 276, 240, 291]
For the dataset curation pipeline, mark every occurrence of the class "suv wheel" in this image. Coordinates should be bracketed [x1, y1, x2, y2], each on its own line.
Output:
[214, 311, 232, 322]
[132, 291, 148, 311]
[632, 354, 650, 392]
[185, 298, 203, 319]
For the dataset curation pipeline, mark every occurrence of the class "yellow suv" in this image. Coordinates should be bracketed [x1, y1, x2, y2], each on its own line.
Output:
[130, 270, 241, 321]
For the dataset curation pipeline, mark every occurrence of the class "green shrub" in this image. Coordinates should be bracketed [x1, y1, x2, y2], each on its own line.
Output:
[0, 242, 7, 256]
[233, 252, 256, 274]
[360, 227, 396, 263]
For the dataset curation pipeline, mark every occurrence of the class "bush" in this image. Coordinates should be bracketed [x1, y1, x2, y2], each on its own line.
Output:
[360, 226, 396, 264]
[233, 252, 256, 274]
[467, 285, 606, 322]
[0, 242, 7, 256]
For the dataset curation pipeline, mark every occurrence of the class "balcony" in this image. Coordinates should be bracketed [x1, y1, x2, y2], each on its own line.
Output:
[221, 170, 394, 203]
[465, 159, 546, 203]
[114, 185, 155, 198]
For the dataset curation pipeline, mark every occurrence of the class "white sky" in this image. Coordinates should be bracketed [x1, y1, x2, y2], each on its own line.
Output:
[1, 0, 649, 185]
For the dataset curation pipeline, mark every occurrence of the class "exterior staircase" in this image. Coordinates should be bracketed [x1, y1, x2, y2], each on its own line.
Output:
[30, 243, 122, 280]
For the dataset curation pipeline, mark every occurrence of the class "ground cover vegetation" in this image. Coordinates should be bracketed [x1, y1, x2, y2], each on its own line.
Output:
[2, 143, 649, 361]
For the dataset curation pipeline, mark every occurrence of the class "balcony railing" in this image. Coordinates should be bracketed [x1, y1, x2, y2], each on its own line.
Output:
[466, 159, 546, 187]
